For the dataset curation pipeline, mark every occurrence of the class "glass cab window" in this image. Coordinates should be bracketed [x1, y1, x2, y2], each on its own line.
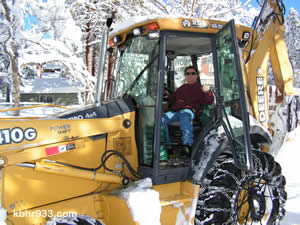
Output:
[171, 54, 215, 90]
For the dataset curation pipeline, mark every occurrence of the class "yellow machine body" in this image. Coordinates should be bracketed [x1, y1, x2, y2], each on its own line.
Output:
[0, 109, 199, 224]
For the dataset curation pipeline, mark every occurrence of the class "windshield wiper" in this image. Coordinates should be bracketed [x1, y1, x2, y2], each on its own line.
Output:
[123, 54, 159, 97]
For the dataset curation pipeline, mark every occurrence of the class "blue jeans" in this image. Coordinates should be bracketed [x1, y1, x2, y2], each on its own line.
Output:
[161, 109, 195, 147]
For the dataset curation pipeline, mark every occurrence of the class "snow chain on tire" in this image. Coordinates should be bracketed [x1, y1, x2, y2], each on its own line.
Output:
[46, 215, 104, 225]
[194, 149, 287, 225]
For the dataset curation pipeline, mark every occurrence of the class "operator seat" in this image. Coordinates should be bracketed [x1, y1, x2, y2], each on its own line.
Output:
[165, 105, 216, 150]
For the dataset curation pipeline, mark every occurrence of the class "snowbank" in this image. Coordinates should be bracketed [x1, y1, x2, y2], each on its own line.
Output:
[0, 208, 7, 225]
[276, 127, 300, 225]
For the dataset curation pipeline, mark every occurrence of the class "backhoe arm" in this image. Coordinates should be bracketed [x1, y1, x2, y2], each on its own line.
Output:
[269, 25, 294, 96]
[243, 0, 295, 128]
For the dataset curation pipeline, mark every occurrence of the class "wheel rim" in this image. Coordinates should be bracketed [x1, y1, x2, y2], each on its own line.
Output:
[236, 177, 275, 225]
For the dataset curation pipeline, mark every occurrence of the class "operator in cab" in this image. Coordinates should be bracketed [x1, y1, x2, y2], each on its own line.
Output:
[162, 66, 215, 154]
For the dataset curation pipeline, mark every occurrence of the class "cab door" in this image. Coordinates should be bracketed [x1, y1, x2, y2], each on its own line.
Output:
[213, 19, 253, 171]
[191, 20, 253, 185]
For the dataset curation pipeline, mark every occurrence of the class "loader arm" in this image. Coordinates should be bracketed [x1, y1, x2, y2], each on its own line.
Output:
[0, 100, 133, 167]
[0, 117, 126, 165]
[0, 99, 146, 221]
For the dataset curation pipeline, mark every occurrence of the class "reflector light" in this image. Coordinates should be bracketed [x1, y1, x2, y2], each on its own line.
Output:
[133, 27, 144, 36]
[243, 31, 250, 39]
[148, 31, 160, 40]
[113, 35, 122, 44]
[146, 22, 159, 31]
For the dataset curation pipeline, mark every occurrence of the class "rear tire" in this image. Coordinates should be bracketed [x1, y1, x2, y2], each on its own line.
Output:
[194, 150, 287, 225]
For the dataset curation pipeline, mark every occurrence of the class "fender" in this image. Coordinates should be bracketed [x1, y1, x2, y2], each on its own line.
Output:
[190, 121, 226, 184]
[190, 115, 273, 184]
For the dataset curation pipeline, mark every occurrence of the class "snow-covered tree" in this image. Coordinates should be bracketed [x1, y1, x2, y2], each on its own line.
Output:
[151, 0, 259, 26]
[285, 8, 300, 87]
[21, 0, 95, 104]
[0, 49, 10, 101]
[66, 0, 161, 78]
[0, 0, 95, 107]
[0, 0, 27, 114]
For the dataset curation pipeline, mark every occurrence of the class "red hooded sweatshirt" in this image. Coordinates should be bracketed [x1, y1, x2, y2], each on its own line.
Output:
[168, 82, 214, 114]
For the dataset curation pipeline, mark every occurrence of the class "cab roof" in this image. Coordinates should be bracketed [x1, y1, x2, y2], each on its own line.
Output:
[109, 16, 250, 44]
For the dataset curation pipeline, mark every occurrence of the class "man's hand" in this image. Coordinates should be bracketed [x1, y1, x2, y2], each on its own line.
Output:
[164, 89, 170, 96]
[202, 86, 211, 93]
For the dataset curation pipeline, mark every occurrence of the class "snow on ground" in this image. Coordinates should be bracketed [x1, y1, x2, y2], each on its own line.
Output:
[0, 102, 75, 117]
[276, 126, 300, 225]
[0, 208, 7, 225]
[20, 72, 84, 94]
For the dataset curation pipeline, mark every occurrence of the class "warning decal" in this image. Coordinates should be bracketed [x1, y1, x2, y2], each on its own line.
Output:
[45, 143, 75, 156]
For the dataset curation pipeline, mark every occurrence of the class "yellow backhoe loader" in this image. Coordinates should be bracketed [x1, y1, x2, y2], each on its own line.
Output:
[0, 0, 298, 224]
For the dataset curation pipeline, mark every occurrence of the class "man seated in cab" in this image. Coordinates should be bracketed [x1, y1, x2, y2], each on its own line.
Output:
[162, 66, 215, 154]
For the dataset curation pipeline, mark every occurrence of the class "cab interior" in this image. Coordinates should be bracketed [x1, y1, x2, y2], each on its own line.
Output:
[112, 28, 244, 183]
[159, 32, 216, 169]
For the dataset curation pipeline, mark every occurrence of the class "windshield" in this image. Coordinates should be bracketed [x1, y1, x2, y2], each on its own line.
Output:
[113, 37, 159, 99]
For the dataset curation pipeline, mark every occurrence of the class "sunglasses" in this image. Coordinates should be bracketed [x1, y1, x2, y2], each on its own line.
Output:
[185, 72, 197, 76]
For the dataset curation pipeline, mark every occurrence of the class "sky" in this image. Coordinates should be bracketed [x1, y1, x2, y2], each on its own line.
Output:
[24, 14, 35, 30]
[284, 0, 300, 12]
[244, 0, 300, 13]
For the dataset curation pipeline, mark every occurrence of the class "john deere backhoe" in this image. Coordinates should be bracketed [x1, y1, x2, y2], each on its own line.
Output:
[0, 0, 297, 224]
